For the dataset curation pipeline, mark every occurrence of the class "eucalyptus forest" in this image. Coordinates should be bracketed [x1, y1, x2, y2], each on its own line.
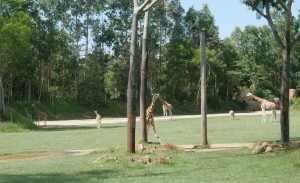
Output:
[0, 0, 300, 120]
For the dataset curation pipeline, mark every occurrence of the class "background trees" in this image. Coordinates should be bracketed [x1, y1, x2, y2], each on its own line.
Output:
[0, 0, 299, 120]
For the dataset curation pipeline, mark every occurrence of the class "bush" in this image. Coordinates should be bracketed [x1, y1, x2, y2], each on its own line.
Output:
[290, 98, 300, 110]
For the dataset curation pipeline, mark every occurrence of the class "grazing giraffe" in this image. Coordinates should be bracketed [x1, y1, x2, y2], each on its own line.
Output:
[146, 93, 163, 144]
[159, 98, 173, 120]
[32, 104, 47, 126]
[246, 93, 280, 123]
[94, 111, 102, 128]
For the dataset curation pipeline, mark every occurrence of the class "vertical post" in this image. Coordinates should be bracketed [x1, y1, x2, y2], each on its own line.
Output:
[200, 32, 208, 146]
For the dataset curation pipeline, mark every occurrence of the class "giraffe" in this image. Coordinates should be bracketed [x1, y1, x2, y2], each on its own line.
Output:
[94, 111, 102, 128]
[246, 93, 280, 123]
[159, 98, 173, 120]
[229, 110, 235, 120]
[24, 108, 32, 121]
[145, 93, 163, 144]
[32, 104, 47, 126]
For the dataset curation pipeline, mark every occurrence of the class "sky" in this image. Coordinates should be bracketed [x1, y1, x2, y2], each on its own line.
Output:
[180, 0, 300, 39]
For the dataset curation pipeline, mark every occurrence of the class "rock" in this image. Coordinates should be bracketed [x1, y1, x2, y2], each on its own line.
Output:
[158, 157, 169, 164]
[265, 146, 273, 153]
[136, 144, 146, 152]
[138, 156, 152, 164]
[261, 141, 272, 147]
[150, 146, 157, 153]
[163, 143, 177, 150]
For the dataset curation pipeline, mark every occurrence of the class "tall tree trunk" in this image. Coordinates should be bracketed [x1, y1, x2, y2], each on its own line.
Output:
[280, 50, 290, 143]
[0, 74, 5, 120]
[85, 0, 90, 60]
[27, 81, 31, 102]
[61, 14, 66, 100]
[140, 11, 150, 142]
[127, 10, 138, 153]
[280, 9, 291, 143]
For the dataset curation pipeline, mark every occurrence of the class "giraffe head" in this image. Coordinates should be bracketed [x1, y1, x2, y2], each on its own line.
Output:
[246, 93, 253, 97]
[152, 93, 160, 100]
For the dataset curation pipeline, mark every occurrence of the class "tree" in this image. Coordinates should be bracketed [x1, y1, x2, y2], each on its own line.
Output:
[0, 0, 32, 119]
[242, 0, 300, 143]
[139, 10, 150, 143]
[127, 0, 159, 153]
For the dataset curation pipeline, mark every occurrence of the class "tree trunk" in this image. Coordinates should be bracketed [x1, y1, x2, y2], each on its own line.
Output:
[280, 51, 290, 143]
[200, 32, 208, 146]
[127, 11, 139, 153]
[140, 11, 150, 142]
[0, 74, 5, 121]
[280, 4, 292, 144]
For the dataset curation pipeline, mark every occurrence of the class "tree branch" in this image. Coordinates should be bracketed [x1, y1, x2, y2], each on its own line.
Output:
[143, 0, 159, 12]
[243, 1, 267, 19]
[133, 0, 138, 8]
[137, 0, 151, 12]
[278, 0, 288, 11]
[291, 32, 300, 47]
[265, 3, 285, 51]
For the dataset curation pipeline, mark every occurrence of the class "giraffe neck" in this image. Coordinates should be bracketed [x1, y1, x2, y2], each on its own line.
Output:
[251, 95, 265, 102]
[160, 98, 166, 105]
[148, 99, 157, 112]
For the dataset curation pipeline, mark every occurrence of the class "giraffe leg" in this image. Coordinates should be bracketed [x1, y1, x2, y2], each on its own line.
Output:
[96, 119, 101, 128]
[262, 108, 266, 123]
[271, 110, 277, 123]
[151, 124, 163, 144]
[163, 109, 167, 120]
[169, 110, 172, 120]
[269, 111, 273, 123]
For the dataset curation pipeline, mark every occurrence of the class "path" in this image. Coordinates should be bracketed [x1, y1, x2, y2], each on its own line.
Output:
[44, 111, 264, 126]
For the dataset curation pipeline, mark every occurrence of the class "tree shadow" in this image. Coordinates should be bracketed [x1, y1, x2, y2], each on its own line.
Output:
[0, 170, 118, 183]
[290, 137, 300, 141]
[35, 125, 125, 132]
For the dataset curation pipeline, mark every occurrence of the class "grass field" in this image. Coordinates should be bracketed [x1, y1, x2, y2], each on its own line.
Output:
[0, 111, 300, 183]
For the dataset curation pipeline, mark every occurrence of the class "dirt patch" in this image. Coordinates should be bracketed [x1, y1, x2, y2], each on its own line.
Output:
[177, 143, 254, 152]
[0, 149, 97, 162]
[0, 143, 254, 163]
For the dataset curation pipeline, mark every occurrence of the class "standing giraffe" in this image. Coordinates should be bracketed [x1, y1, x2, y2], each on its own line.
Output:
[24, 108, 32, 121]
[32, 104, 47, 126]
[94, 111, 102, 128]
[160, 98, 173, 120]
[246, 93, 280, 123]
[145, 93, 163, 144]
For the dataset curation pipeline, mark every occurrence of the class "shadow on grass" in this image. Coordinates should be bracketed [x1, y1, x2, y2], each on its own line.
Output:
[290, 137, 300, 141]
[0, 170, 118, 183]
[35, 125, 125, 132]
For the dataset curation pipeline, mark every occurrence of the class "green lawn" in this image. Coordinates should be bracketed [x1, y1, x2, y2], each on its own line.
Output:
[0, 112, 300, 183]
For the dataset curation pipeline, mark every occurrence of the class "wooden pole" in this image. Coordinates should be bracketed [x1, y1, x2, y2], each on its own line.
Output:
[200, 32, 208, 146]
